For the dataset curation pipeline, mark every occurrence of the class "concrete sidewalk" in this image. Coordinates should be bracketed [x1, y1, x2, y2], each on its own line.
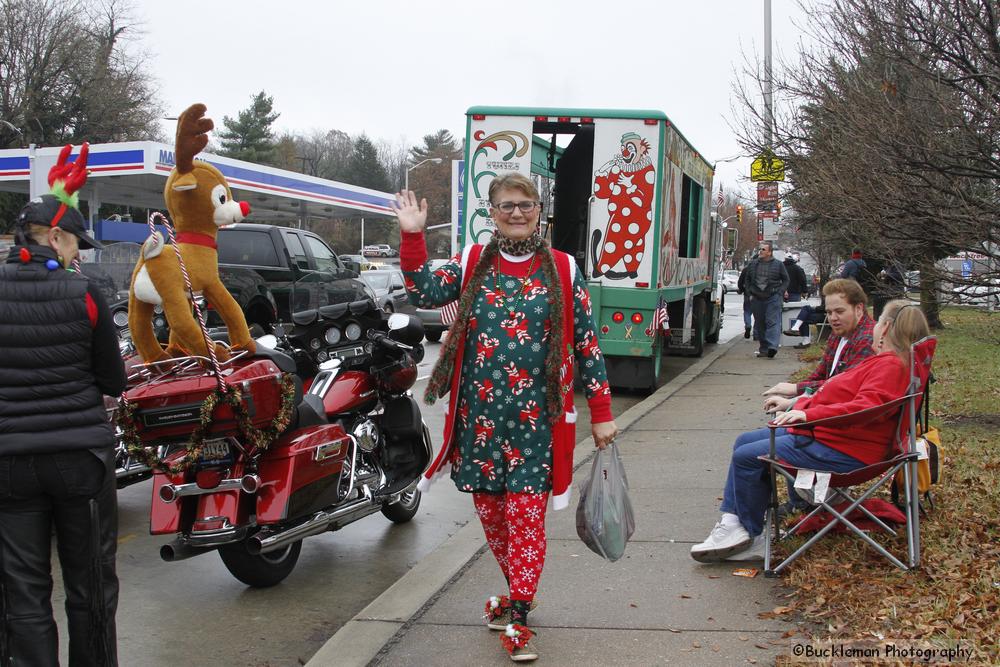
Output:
[310, 338, 803, 666]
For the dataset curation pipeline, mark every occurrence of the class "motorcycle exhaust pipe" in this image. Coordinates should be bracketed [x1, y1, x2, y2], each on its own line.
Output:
[160, 539, 217, 562]
[247, 498, 379, 555]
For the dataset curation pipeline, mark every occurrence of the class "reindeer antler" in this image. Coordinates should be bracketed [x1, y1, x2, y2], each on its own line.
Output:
[47, 143, 90, 206]
[175, 103, 214, 174]
[49, 141, 90, 196]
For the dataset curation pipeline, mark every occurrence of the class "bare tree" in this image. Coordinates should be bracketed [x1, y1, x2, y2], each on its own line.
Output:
[732, 0, 1000, 326]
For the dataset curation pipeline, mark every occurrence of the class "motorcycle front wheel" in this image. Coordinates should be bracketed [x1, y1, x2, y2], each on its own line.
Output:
[219, 539, 302, 588]
[381, 488, 421, 524]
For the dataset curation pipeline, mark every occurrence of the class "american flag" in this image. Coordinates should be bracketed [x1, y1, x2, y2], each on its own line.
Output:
[440, 300, 459, 325]
[645, 296, 670, 336]
[715, 184, 724, 209]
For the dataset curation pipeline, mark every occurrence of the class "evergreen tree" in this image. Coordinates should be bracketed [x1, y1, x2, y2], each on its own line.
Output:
[344, 135, 391, 191]
[217, 91, 280, 164]
[408, 129, 461, 163]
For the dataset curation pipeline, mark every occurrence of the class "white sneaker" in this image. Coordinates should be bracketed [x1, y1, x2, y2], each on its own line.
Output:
[690, 521, 752, 562]
[725, 535, 766, 561]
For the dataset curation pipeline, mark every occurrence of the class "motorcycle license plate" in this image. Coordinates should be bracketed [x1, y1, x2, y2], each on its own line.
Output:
[198, 438, 233, 466]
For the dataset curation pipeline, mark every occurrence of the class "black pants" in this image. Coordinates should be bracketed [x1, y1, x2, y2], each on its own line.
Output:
[0, 450, 118, 667]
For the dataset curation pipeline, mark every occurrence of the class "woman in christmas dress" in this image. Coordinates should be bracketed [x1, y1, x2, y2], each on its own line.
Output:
[392, 173, 617, 662]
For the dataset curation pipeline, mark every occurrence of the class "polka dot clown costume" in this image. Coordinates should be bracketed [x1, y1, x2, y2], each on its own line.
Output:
[591, 132, 656, 280]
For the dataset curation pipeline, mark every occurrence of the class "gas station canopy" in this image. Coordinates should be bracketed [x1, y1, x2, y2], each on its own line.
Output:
[0, 141, 396, 241]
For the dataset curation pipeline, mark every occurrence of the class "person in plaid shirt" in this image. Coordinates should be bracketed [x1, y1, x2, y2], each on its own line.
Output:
[762, 279, 876, 412]
[760, 278, 875, 517]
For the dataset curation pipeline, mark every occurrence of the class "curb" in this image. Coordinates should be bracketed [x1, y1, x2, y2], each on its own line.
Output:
[306, 338, 739, 666]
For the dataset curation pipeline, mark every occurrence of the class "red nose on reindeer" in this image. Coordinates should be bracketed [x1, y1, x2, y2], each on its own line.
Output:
[239, 201, 251, 217]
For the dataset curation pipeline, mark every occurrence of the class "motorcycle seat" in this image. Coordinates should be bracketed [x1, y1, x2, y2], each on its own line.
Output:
[253, 346, 297, 374]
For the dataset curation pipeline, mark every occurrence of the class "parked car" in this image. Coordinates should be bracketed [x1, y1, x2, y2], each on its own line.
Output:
[720, 270, 740, 293]
[362, 244, 398, 257]
[952, 278, 1000, 307]
[338, 254, 377, 272]
[358, 269, 415, 315]
[415, 259, 450, 342]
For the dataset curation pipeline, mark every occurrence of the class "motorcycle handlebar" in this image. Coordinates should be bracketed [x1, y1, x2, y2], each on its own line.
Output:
[367, 329, 413, 351]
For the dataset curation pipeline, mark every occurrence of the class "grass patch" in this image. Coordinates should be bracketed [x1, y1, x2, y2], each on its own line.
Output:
[774, 307, 1000, 663]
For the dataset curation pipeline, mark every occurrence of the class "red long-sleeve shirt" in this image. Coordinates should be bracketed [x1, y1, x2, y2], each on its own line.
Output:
[791, 352, 910, 465]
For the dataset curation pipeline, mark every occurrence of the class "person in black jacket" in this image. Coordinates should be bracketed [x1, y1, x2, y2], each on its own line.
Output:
[0, 148, 126, 666]
[744, 241, 789, 358]
[783, 255, 808, 302]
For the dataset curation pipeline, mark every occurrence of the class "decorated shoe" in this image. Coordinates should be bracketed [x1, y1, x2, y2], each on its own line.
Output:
[502, 623, 538, 662]
[485, 596, 539, 630]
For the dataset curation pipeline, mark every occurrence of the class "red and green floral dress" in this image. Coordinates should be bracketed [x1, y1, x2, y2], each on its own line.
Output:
[402, 239, 612, 495]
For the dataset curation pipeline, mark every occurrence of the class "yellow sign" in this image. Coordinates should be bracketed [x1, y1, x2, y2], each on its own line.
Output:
[751, 154, 785, 182]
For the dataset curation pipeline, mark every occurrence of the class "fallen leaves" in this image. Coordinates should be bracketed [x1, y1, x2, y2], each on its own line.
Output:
[772, 308, 1000, 665]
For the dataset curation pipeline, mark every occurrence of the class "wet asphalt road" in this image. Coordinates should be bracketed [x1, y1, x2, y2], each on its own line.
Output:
[49, 301, 747, 666]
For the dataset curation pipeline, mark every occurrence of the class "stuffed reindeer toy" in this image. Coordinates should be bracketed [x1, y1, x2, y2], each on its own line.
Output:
[128, 103, 255, 363]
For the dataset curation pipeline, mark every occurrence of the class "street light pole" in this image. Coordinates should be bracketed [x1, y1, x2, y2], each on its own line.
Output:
[404, 157, 443, 191]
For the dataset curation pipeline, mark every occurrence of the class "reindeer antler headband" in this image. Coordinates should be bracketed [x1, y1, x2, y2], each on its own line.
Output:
[46, 142, 90, 227]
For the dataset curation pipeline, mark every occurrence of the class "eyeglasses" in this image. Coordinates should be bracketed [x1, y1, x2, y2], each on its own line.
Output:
[493, 201, 540, 214]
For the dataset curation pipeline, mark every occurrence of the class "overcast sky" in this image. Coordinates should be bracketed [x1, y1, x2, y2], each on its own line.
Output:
[138, 0, 811, 200]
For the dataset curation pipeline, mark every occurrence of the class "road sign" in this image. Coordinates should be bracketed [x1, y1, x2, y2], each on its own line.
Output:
[751, 154, 785, 182]
[758, 210, 780, 241]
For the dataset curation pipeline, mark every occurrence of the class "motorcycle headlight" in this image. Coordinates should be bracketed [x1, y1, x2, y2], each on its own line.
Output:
[324, 326, 342, 345]
[112, 310, 129, 328]
[345, 322, 362, 341]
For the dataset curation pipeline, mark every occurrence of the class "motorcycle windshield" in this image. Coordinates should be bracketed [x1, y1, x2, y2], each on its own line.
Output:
[288, 272, 378, 326]
[78, 241, 142, 305]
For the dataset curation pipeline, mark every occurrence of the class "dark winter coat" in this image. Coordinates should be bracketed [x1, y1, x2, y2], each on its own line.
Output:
[0, 246, 126, 456]
[745, 257, 789, 300]
[784, 258, 808, 295]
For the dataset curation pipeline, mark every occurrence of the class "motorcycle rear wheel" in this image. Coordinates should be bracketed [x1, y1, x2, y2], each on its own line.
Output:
[219, 539, 302, 588]
[381, 488, 421, 523]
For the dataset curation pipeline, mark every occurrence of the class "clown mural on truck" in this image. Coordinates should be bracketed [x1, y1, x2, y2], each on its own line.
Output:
[460, 107, 723, 392]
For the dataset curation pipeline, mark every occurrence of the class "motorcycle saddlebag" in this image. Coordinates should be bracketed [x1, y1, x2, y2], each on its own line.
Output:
[255, 423, 353, 524]
[125, 358, 288, 441]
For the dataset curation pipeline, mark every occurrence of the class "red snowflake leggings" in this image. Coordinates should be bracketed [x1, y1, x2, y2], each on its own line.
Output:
[472, 491, 548, 602]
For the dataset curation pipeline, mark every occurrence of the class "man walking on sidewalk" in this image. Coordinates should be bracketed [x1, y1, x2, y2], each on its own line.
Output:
[745, 241, 788, 358]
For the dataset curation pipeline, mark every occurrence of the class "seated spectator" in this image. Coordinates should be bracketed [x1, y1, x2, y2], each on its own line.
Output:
[783, 301, 827, 347]
[766, 279, 876, 514]
[770, 280, 875, 403]
[690, 300, 930, 562]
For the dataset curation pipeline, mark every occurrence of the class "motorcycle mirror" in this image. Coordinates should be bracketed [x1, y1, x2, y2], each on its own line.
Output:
[387, 313, 410, 331]
[256, 334, 278, 350]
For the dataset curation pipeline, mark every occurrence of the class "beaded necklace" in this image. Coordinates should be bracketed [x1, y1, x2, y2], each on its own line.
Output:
[493, 252, 538, 318]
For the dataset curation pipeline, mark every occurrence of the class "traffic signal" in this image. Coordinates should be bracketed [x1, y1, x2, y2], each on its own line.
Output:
[736, 205, 743, 225]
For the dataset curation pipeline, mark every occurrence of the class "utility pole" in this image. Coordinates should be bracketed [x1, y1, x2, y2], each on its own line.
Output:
[764, 0, 774, 147]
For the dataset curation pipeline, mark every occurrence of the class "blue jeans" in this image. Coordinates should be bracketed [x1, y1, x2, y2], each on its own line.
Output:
[719, 427, 865, 536]
[751, 293, 782, 353]
[793, 305, 826, 337]
[742, 298, 752, 329]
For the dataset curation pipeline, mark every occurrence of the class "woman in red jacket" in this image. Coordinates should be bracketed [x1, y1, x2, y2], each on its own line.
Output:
[691, 300, 929, 562]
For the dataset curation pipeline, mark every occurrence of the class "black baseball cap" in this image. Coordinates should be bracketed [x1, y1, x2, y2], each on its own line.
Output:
[16, 194, 104, 250]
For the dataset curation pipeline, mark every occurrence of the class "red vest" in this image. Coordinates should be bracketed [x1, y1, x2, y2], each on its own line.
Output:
[417, 245, 579, 510]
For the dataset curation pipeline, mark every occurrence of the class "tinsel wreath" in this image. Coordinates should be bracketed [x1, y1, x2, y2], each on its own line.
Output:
[116, 373, 297, 474]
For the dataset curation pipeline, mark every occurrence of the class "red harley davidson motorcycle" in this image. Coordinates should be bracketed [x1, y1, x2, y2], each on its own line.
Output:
[119, 279, 431, 587]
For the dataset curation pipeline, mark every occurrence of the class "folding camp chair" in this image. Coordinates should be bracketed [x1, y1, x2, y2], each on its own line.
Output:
[760, 336, 937, 576]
